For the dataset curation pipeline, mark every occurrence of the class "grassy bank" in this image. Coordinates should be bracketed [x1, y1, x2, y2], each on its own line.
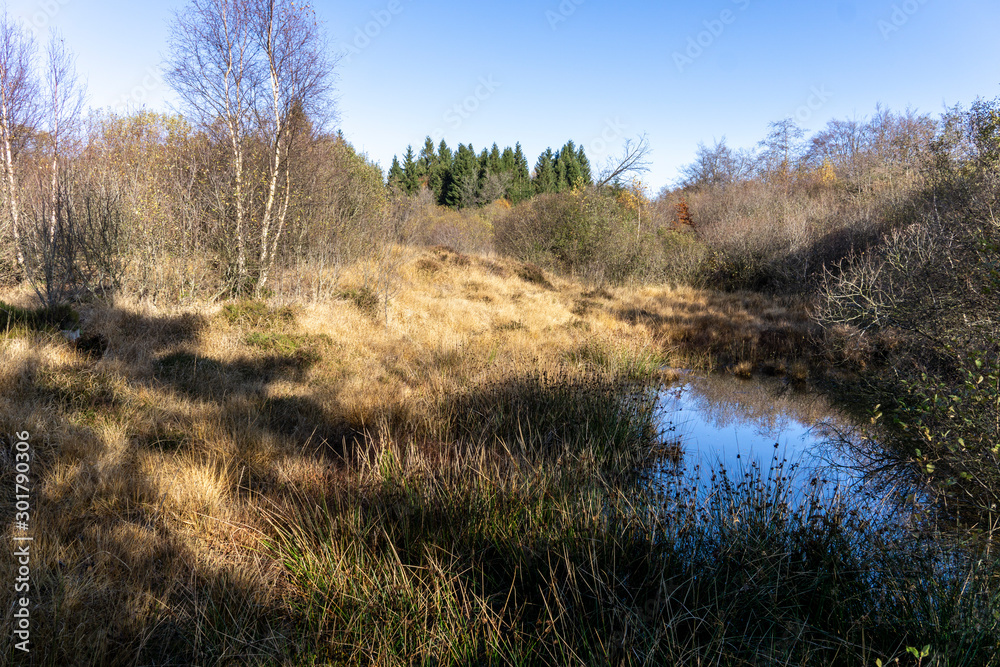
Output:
[1, 247, 997, 665]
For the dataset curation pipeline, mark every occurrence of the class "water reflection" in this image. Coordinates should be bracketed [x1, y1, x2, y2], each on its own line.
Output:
[650, 373, 862, 498]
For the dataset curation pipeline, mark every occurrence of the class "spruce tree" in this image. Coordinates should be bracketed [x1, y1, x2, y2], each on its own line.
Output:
[436, 140, 454, 205]
[488, 143, 502, 175]
[501, 147, 515, 173]
[447, 143, 480, 208]
[560, 141, 582, 189]
[401, 145, 419, 194]
[577, 145, 593, 185]
[508, 143, 532, 203]
[437, 140, 453, 165]
[477, 147, 490, 196]
[499, 147, 517, 199]
[388, 155, 405, 190]
[419, 136, 439, 196]
[418, 137, 437, 175]
[514, 143, 531, 182]
[554, 148, 569, 192]
[534, 148, 557, 194]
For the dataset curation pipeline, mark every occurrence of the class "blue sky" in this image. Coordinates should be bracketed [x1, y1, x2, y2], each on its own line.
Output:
[5, 0, 1000, 193]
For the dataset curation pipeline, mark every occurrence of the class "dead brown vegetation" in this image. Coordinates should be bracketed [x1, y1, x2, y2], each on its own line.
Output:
[0, 247, 827, 663]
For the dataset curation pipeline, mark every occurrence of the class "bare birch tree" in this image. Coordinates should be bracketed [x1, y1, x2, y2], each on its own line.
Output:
[167, 0, 256, 292]
[16, 33, 89, 309]
[0, 11, 37, 271]
[252, 0, 336, 295]
[43, 34, 84, 241]
[167, 0, 336, 295]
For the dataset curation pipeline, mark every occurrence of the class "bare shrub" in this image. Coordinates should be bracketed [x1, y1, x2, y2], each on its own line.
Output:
[392, 188, 495, 255]
[19, 182, 128, 308]
[814, 99, 1000, 523]
[655, 229, 710, 287]
[666, 107, 937, 292]
[167, 0, 338, 296]
[494, 188, 652, 286]
[276, 135, 390, 303]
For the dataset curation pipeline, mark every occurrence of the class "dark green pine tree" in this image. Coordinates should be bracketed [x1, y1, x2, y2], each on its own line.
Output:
[477, 147, 490, 196]
[506, 143, 533, 203]
[401, 145, 419, 195]
[559, 140, 582, 189]
[438, 140, 453, 164]
[436, 140, 454, 205]
[387, 155, 405, 190]
[577, 144, 593, 185]
[514, 143, 531, 182]
[418, 136, 437, 187]
[500, 147, 517, 200]
[447, 143, 480, 208]
[554, 147, 569, 192]
[534, 148, 557, 194]
[488, 143, 502, 175]
[500, 147, 516, 173]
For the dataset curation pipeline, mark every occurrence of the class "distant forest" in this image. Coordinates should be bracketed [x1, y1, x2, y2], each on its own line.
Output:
[387, 138, 593, 208]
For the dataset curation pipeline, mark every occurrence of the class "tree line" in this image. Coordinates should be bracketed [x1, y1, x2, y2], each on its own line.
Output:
[0, 0, 384, 303]
[387, 138, 593, 208]
[0, 0, 652, 308]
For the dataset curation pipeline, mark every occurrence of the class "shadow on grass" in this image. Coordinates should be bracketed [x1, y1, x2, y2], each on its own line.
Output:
[268, 447, 1000, 665]
[151, 350, 363, 460]
[434, 367, 660, 474]
[611, 297, 819, 373]
[27, 523, 293, 667]
[0, 303, 372, 665]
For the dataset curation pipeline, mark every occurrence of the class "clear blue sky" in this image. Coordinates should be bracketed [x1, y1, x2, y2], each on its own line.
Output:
[6, 0, 1000, 193]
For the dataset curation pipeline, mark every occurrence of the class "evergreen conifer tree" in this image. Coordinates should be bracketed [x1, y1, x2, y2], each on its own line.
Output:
[488, 143, 502, 175]
[418, 136, 436, 173]
[514, 143, 530, 182]
[477, 147, 490, 195]
[534, 148, 557, 194]
[577, 145, 592, 185]
[554, 148, 569, 192]
[561, 141, 582, 189]
[447, 143, 480, 208]
[436, 140, 454, 205]
[418, 136, 440, 195]
[388, 155, 405, 190]
[437, 140, 453, 165]
[501, 147, 515, 173]
[401, 145, 419, 194]
[507, 143, 533, 203]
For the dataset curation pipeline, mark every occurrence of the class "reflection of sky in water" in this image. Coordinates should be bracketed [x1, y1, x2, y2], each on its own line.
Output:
[647, 373, 927, 540]
[651, 374, 858, 493]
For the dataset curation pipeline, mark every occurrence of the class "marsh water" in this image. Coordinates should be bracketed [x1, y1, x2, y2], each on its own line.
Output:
[647, 372, 886, 505]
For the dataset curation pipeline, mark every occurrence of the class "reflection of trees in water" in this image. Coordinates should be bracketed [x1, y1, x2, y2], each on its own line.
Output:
[654, 374, 932, 529]
[674, 374, 846, 439]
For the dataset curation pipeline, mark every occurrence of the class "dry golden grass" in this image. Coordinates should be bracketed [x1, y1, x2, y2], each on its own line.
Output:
[0, 246, 823, 664]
